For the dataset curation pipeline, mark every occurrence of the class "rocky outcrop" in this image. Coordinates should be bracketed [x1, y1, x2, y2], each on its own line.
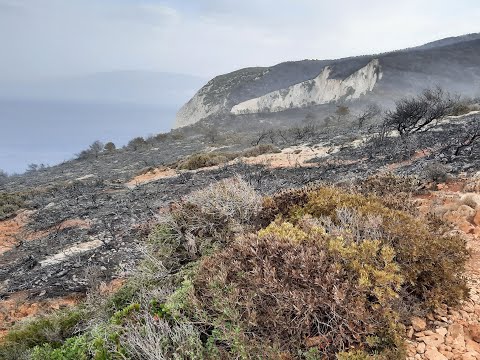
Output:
[174, 80, 225, 128]
[231, 59, 381, 115]
[174, 34, 480, 128]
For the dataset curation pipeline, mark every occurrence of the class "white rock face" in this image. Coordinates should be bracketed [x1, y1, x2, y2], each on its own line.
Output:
[231, 59, 382, 115]
[174, 81, 224, 128]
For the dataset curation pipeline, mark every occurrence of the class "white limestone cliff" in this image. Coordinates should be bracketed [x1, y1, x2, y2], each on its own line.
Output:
[231, 59, 382, 115]
[174, 81, 224, 128]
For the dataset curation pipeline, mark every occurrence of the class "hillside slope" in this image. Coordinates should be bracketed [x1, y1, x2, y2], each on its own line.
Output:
[175, 34, 480, 128]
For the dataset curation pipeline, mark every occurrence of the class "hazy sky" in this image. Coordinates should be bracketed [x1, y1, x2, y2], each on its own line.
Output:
[1, 0, 479, 82]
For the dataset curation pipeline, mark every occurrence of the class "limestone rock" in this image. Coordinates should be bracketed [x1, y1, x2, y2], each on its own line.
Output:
[412, 316, 428, 331]
[468, 324, 480, 342]
[425, 348, 449, 360]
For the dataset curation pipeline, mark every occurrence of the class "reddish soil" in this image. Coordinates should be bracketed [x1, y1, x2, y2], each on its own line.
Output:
[0, 214, 91, 255]
[126, 167, 178, 188]
[0, 292, 82, 340]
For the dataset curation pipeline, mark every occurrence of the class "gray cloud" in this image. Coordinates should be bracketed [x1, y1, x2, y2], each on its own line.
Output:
[0, 0, 479, 81]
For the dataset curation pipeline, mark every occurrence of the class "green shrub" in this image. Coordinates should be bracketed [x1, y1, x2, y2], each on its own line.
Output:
[30, 326, 122, 360]
[176, 152, 236, 170]
[192, 216, 405, 358]
[0, 308, 85, 359]
[176, 145, 280, 170]
[31, 336, 89, 360]
[0, 192, 25, 220]
[261, 186, 468, 310]
[3, 308, 84, 349]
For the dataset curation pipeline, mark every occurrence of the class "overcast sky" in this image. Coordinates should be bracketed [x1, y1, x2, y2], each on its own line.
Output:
[1, 0, 479, 82]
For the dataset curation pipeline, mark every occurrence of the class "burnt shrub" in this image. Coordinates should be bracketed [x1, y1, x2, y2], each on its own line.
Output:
[241, 144, 281, 158]
[424, 162, 449, 184]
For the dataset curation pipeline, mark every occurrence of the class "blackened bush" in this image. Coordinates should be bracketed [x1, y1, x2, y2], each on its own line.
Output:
[384, 87, 457, 136]
[424, 162, 449, 183]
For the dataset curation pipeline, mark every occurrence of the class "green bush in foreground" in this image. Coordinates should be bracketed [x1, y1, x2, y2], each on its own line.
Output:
[184, 185, 467, 358]
[0, 308, 85, 360]
[192, 216, 405, 358]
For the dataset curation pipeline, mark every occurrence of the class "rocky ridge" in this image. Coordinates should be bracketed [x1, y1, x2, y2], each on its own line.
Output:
[175, 34, 480, 128]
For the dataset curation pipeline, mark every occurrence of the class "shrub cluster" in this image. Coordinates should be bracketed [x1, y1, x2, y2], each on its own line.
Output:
[260, 186, 468, 310]
[149, 176, 262, 270]
[193, 216, 405, 357]
[183, 186, 468, 358]
[176, 144, 280, 170]
[1, 178, 469, 360]
[0, 309, 85, 360]
[0, 192, 25, 220]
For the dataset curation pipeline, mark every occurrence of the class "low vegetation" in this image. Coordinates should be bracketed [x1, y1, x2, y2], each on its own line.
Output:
[1, 175, 469, 359]
[0, 191, 25, 220]
[176, 144, 280, 170]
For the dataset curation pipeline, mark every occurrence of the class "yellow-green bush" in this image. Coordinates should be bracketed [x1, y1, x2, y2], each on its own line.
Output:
[191, 216, 405, 358]
[260, 186, 468, 310]
[184, 185, 467, 358]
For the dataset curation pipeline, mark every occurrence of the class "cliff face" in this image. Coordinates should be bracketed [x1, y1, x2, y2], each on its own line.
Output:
[175, 81, 224, 128]
[174, 34, 480, 128]
[231, 59, 381, 115]
[174, 67, 268, 128]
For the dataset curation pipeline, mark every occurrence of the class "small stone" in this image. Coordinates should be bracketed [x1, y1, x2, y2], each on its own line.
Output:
[417, 342, 426, 354]
[407, 326, 415, 339]
[425, 348, 448, 360]
[439, 350, 454, 359]
[474, 211, 480, 226]
[465, 338, 480, 353]
[412, 316, 428, 331]
[437, 327, 448, 337]
[464, 303, 475, 314]
[468, 324, 480, 342]
[419, 333, 445, 348]
[449, 324, 465, 339]
[462, 352, 478, 360]
[449, 309, 461, 319]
